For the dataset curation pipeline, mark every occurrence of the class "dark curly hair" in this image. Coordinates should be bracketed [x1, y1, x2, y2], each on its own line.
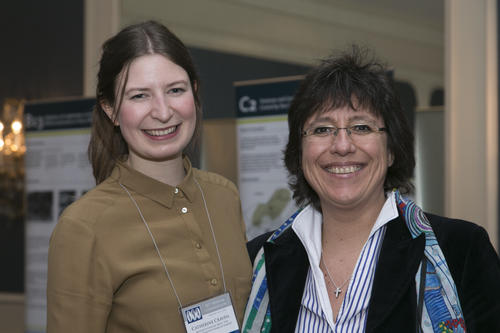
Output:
[284, 46, 415, 211]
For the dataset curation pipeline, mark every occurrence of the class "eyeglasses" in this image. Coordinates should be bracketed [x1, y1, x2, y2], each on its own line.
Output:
[302, 123, 387, 142]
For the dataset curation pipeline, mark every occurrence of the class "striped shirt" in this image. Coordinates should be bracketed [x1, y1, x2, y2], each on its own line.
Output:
[292, 192, 398, 332]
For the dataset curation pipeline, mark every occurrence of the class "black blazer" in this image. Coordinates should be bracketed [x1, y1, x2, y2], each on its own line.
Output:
[247, 213, 500, 332]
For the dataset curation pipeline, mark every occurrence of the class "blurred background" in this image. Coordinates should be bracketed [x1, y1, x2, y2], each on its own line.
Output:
[0, 0, 498, 331]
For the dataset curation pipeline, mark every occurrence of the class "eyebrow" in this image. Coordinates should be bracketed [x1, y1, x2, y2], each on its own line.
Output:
[310, 114, 377, 124]
[124, 80, 189, 95]
[165, 79, 189, 88]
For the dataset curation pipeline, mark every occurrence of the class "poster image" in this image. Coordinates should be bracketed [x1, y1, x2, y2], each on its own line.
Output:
[235, 76, 302, 239]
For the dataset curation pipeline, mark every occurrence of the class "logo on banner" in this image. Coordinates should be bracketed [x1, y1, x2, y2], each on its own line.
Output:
[185, 306, 203, 323]
[25, 113, 45, 131]
[238, 96, 257, 113]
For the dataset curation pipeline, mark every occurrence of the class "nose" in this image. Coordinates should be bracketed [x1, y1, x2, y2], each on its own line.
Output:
[333, 127, 351, 137]
[150, 95, 173, 122]
[329, 128, 356, 155]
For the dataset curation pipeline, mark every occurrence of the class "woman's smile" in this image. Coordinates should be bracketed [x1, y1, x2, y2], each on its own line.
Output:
[142, 124, 179, 138]
[323, 164, 362, 175]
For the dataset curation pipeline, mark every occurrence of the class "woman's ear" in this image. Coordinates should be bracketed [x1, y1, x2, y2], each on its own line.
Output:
[101, 102, 119, 126]
[388, 151, 394, 167]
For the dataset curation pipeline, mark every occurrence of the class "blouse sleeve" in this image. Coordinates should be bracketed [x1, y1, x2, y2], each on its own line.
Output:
[47, 216, 112, 332]
[238, 200, 248, 242]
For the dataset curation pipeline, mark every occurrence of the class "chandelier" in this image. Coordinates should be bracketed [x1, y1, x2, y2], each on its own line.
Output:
[0, 99, 25, 225]
[0, 99, 25, 159]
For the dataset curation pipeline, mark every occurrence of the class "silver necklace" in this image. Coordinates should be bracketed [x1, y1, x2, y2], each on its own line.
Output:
[321, 256, 351, 299]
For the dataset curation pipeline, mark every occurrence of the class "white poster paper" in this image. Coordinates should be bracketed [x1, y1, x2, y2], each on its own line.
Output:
[235, 77, 302, 239]
[24, 99, 95, 333]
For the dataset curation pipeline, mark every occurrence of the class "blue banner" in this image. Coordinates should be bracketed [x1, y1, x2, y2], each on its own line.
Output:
[25, 98, 95, 132]
[235, 78, 301, 118]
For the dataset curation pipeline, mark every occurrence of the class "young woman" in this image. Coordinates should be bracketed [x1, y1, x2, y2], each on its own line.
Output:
[47, 21, 252, 332]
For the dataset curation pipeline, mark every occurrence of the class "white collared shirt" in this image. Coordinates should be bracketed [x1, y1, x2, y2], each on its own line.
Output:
[292, 192, 398, 332]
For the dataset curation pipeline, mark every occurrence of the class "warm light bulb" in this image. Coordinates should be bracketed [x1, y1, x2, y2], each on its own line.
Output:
[0, 138, 4, 150]
[11, 120, 22, 134]
[0, 121, 4, 132]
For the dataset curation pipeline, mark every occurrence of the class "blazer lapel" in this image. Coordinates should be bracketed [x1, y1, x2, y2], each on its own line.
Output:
[264, 228, 309, 333]
[366, 215, 425, 332]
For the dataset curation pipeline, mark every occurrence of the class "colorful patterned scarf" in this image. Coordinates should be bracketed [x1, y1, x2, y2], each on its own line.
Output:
[242, 190, 466, 333]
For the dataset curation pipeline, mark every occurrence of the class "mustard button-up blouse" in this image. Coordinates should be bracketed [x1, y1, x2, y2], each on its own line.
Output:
[47, 157, 252, 332]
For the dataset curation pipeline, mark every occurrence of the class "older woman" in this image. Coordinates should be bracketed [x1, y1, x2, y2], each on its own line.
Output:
[242, 47, 500, 333]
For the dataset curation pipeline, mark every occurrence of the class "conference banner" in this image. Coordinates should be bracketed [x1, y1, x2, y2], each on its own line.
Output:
[235, 76, 302, 239]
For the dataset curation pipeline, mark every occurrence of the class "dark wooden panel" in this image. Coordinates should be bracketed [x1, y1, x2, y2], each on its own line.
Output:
[0, 0, 84, 293]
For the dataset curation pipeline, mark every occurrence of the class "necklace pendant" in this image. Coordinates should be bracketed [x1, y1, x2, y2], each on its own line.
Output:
[334, 287, 342, 298]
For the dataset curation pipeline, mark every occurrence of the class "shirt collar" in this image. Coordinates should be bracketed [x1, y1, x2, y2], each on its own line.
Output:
[292, 191, 399, 267]
[177, 157, 198, 202]
[110, 155, 197, 208]
[370, 191, 398, 237]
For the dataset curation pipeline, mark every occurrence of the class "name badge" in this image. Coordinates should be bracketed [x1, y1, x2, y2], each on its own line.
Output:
[181, 292, 240, 333]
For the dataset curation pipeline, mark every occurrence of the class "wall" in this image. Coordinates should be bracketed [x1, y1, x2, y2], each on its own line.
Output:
[0, 0, 84, 292]
[445, 0, 498, 248]
[1, 0, 84, 331]
[118, 0, 444, 108]
[1, 1, 83, 103]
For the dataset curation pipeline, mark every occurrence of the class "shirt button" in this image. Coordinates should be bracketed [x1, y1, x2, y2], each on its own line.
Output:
[210, 278, 218, 286]
[181, 207, 188, 213]
[174, 188, 179, 194]
[195, 242, 202, 249]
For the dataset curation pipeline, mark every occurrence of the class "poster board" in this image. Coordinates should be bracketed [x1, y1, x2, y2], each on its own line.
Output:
[24, 98, 95, 333]
[235, 76, 302, 239]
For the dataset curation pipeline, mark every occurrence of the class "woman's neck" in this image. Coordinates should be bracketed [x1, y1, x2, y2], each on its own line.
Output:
[321, 193, 387, 246]
[126, 155, 185, 186]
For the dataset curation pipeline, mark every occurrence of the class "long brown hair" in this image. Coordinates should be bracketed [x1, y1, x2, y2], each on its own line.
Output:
[88, 21, 202, 184]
